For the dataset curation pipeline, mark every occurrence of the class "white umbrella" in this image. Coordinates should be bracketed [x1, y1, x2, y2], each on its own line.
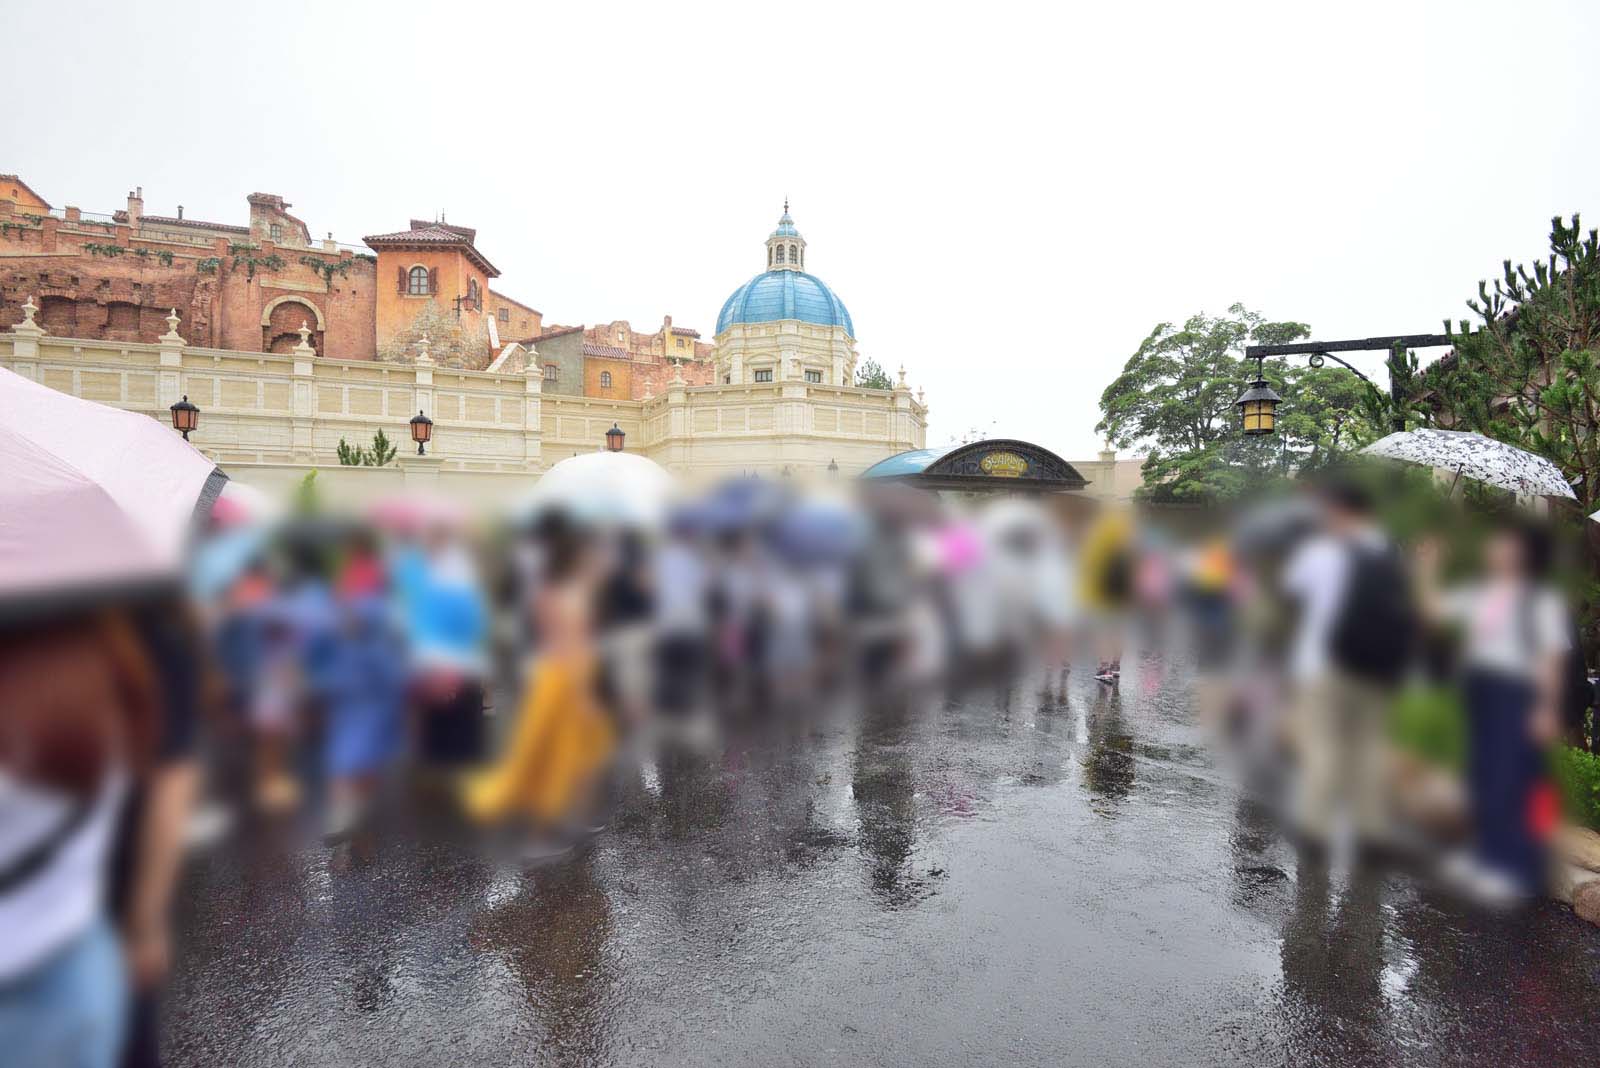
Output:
[1361, 428, 1576, 500]
[519, 450, 676, 527]
[0, 366, 225, 599]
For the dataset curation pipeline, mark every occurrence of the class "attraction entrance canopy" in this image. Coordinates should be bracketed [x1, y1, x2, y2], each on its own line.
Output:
[861, 439, 1089, 494]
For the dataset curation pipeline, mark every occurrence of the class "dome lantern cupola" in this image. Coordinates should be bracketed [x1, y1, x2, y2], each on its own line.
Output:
[765, 199, 805, 272]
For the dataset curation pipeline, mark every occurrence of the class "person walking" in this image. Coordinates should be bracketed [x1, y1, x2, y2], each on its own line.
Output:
[1281, 479, 1414, 854]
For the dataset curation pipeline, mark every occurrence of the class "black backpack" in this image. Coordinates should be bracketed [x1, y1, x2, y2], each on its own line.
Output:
[1330, 541, 1418, 685]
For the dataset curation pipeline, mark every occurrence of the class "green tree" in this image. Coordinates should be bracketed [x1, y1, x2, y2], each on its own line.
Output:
[368, 428, 398, 467]
[1096, 304, 1388, 501]
[336, 437, 368, 466]
[1429, 215, 1599, 515]
[337, 429, 400, 467]
[856, 357, 894, 390]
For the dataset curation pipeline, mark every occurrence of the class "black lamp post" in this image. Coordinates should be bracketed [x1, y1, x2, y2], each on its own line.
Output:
[169, 394, 199, 441]
[409, 409, 433, 455]
[605, 423, 625, 452]
[1240, 333, 1453, 438]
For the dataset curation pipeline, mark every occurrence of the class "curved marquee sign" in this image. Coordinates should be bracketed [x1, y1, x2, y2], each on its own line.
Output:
[917, 438, 1088, 492]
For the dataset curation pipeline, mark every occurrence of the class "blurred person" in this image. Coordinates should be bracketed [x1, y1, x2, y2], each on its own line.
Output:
[394, 524, 490, 768]
[312, 543, 407, 841]
[653, 519, 710, 720]
[596, 530, 655, 727]
[0, 611, 156, 1068]
[112, 599, 204, 1068]
[1079, 507, 1135, 683]
[464, 517, 615, 861]
[1281, 479, 1415, 854]
[1418, 522, 1568, 898]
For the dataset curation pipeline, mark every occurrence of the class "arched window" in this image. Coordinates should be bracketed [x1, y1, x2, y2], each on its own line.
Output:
[600, 371, 613, 388]
[790, 244, 798, 265]
[408, 266, 430, 295]
[775, 244, 786, 265]
[466, 278, 480, 308]
[543, 364, 558, 381]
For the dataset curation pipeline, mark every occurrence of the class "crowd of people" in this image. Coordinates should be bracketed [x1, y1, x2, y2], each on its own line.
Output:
[2, 464, 1594, 1067]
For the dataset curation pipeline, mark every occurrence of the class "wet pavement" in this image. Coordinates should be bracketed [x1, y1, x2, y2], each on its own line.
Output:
[166, 656, 1600, 1067]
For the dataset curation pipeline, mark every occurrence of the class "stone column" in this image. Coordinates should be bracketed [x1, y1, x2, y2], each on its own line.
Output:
[290, 320, 316, 462]
[157, 308, 186, 411]
[523, 345, 543, 471]
[411, 334, 436, 457]
[8, 295, 46, 379]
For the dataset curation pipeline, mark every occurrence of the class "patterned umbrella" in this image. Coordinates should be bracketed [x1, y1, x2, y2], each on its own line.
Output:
[1361, 428, 1576, 499]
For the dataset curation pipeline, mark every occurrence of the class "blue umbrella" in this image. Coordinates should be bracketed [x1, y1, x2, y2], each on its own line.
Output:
[770, 501, 868, 564]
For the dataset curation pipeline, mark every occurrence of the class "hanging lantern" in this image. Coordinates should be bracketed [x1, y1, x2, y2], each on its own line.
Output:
[605, 423, 625, 452]
[169, 394, 200, 441]
[1236, 373, 1281, 436]
[409, 409, 434, 455]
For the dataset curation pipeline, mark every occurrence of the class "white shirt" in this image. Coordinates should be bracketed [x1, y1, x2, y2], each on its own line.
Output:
[1281, 528, 1384, 682]
[1440, 580, 1570, 680]
[0, 769, 125, 981]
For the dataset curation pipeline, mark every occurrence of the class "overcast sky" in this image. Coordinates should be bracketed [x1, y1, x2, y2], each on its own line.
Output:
[4, 0, 1596, 458]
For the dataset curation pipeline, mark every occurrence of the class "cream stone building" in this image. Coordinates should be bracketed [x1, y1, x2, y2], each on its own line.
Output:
[0, 206, 928, 502]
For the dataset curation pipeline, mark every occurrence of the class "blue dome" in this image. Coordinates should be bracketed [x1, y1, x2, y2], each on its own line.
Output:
[716, 270, 854, 337]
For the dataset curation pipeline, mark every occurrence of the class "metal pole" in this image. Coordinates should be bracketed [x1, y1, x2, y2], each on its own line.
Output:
[1388, 342, 1406, 434]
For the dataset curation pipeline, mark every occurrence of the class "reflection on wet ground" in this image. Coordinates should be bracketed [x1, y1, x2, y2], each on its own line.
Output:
[167, 654, 1600, 1067]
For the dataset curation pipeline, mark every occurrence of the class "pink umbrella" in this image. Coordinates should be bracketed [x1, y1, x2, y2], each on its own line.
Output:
[0, 366, 223, 600]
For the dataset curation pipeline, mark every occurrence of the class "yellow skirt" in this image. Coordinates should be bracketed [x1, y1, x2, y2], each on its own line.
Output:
[463, 654, 615, 827]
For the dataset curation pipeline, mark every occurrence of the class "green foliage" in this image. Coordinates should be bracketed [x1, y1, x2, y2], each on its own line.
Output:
[1388, 684, 1467, 772]
[1554, 745, 1600, 832]
[369, 427, 397, 466]
[336, 437, 366, 466]
[299, 255, 357, 283]
[1429, 215, 1599, 512]
[294, 470, 321, 514]
[1096, 304, 1384, 502]
[353, 253, 377, 264]
[856, 357, 894, 390]
[195, 257, 221, 275]
[335, 429, 398, 467]
[231, 252, 286, 279]
[155, 249, 174, 267]
[83, 242, 127, 258]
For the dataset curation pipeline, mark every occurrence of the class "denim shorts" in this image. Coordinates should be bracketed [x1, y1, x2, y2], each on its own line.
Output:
[0, 917, 127, 1068]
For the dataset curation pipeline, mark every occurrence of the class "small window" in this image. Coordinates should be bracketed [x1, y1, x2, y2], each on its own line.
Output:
[675, 337, 685, 348]
[754, 368, 773, 383]
[615, 330, 624, 343]
[805, 369, 822, 384]
[543, 364, 558, 381]
[466, 279, 480, 308]
[270, 223, 283, 241]
[498, 307, 509, 322]
[600, 371, 612, 388]
[790, 244, 798, 264]
[408, 266, 430, 295]
[775, 245, 786, 265]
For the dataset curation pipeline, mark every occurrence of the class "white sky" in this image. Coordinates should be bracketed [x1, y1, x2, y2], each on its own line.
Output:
[4, 0, 1596, 459]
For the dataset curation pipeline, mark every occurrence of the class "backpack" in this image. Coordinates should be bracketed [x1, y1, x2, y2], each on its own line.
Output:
[1330, 541, 1417, 685]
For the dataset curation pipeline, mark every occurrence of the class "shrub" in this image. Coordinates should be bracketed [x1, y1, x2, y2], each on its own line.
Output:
[1389, 684, 1467, 772]
[1554, 745, 1600, 832]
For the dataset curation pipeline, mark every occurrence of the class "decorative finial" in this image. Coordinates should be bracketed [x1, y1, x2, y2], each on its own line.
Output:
[415, 333, 434, 366]
[917, 385, 925, 404]
[297, 320, 312, 346]
[12, 295, 45, 337]
[897, 364, 907, 387]
[160, 308, 184, 344]
[783, 195, 789, 214]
